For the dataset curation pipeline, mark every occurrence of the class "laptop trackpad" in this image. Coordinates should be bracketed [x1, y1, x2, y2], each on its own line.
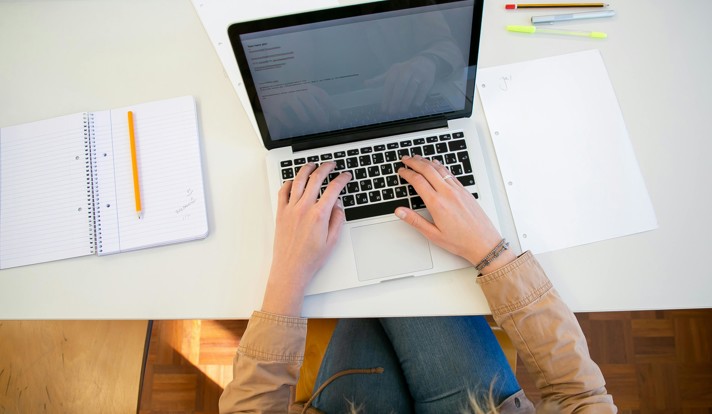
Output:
[351, 220, 433, 281]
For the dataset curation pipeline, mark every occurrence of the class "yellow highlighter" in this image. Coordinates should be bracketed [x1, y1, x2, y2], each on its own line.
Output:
[507, 25, 607, 38]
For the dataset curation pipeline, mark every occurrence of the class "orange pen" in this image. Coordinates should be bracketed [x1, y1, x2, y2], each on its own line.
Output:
[127, 111, 143, 219]
[506, 3, 608, 8]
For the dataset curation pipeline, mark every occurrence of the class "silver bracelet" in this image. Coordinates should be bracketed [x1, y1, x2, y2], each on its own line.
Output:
[475, 239, 510, 272]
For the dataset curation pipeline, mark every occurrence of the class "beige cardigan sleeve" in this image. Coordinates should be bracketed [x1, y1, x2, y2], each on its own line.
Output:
[219, 311, 307, 414]
[477, 251, 617, 413]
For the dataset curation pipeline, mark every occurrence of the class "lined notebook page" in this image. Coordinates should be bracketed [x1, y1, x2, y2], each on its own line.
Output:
[0, 113, 94, 269]
[95, 96, 208, 254]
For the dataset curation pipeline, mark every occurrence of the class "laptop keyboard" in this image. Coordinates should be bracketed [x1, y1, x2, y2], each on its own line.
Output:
[279, 131, 478, 221]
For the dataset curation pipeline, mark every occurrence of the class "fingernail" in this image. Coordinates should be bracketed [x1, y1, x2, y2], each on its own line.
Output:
[433, 159, 441, 165]
[395, 208, 407, 219]
[402, 155, 411, 160]
[336, 197, 344, 209]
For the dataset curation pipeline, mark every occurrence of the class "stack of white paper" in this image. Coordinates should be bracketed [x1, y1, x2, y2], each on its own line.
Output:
[477, 50, 657, 254]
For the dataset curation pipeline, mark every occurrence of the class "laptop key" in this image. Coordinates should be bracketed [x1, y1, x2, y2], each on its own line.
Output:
[347, 149, 359, 156]
[321, 153, 333, 161]
[347, 182, 360, 193]
[423, 144, 435, 156]
[381, 164, 393, 175]
[387, 142, 399, 149]
[346, 157, 358, 169]
[410, 147, 422, 156]
[334, 151, 346, 158]
[458, 151, 473, 173]
[374, 144, 386, 151]
[373, 177, 386, 189]
[426, 136, 438, 143]
[360, 179, 373, 191]
[360, 146, 373, 154]
[385, 150, 397, 162]
[372, 152, 385, 164]
[410, 196, 426, 209]
[414, 138, 425, 145]
[382, 188, 395, 200]
[342, 195, 355, 206]
[457, 175, 475, 186]
[386, 175, 400, 187]
[281, 168, 294, 180]
[439, 134, 452, 141]
[368, 191, 382, 203]
[355, 168, 367, 180]
[294, 158, 306, 165]
[367, 166, 380, 177]
[344, 198, 409, 221]
[280, 160, 293, 167]
[453, 132, 465, 139]
[395, 186, 408, 198]
[307, 155, 319, 162]
[355, 193, 369, 205]
[448, 140, 467, 151]
[359, 155, 372, 166]
[400, 140, 412, 147]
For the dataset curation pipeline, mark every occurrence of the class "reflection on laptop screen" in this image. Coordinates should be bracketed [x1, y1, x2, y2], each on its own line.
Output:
[238, 1, 475, 142]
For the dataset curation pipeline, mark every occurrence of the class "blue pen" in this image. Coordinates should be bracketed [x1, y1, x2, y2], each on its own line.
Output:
[531, 10, 615, 25]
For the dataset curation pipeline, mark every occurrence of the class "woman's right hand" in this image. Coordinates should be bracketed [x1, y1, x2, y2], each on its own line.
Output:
[395, 155, 516, 274]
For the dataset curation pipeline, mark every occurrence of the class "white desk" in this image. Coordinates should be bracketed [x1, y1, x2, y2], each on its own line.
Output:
[1, 1, 710, 319]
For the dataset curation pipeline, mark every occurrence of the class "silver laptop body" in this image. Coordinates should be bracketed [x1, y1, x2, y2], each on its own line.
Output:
[229, 0, 499, 295]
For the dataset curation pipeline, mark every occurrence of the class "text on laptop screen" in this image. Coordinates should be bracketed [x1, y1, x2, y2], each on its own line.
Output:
[237, 1, 476, 143]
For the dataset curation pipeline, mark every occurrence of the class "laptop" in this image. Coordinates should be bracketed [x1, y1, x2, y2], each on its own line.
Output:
[228, 0, 499, 295]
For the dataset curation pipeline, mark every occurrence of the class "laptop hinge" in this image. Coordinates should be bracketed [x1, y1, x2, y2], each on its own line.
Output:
[291, 117, 449, 152]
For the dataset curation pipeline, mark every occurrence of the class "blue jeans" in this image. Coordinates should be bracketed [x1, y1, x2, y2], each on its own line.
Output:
[311, 316, 521, 413]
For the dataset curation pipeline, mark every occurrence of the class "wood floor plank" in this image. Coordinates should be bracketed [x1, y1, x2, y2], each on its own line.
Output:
[599, 364, 640, 411]
[637, 363, 681, 412]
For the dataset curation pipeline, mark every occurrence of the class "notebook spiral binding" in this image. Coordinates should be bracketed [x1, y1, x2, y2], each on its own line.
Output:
[83, 113, 102, 254]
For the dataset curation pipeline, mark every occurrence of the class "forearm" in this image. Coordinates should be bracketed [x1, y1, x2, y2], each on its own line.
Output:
[261, 270, 307, 316]
[477, 252, 616, 412]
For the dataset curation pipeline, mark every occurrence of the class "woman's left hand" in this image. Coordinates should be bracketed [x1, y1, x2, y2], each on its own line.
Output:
[262, 162, 351, 316]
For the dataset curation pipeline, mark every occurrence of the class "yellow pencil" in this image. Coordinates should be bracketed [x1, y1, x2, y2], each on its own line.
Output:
[127, 111, 143, 219]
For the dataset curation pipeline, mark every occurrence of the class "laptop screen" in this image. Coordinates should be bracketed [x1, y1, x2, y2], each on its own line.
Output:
[228, 0, 481, 149]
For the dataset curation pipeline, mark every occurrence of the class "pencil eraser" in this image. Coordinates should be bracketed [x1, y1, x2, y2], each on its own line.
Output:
[505, 4, 517, 9]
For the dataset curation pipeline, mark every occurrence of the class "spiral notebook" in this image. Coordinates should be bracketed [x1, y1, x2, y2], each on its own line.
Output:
[0, 96, 208, 270]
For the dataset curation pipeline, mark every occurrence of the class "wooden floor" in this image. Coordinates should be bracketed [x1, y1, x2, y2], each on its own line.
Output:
[138, 310, 712, 414]
[0, 320, 148, 414]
